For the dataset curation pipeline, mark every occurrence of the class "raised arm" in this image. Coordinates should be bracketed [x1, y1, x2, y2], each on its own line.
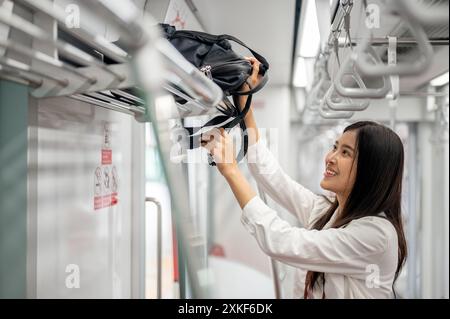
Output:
[234, 57, 324, 226]
[241, 197, 397, 279]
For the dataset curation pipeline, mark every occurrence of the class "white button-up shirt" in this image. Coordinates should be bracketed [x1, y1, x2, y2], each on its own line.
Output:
[241, 140, 399, 299]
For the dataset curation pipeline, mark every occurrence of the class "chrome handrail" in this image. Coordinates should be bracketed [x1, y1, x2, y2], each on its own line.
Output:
[145, 197, 163, 299]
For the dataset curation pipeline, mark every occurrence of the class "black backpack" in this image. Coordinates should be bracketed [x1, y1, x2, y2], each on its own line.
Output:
[159, 24, 270, 165]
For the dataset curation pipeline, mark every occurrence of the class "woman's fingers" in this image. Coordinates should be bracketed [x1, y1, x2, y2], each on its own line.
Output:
[201, 128, 223, 153]
[201, 140, 214, 154]
[200, 128, 236, 164]
[245, 56, 258, 64]
[250, 60, 260, 84]
[219, 128, 227, 137]
[244, 57, 261, 88]
[201, 128, 219, 143]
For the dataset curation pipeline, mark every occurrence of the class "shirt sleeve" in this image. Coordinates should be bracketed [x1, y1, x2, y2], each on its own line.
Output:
[246, 140, 324, 227]
[241, 196, 396, 279]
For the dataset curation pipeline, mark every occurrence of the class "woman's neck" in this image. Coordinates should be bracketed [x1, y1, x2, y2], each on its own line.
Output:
[335, 193, 348, 218]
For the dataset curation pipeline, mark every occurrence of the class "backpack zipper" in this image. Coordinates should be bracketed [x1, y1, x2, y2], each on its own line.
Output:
[200, 65, 212, 79]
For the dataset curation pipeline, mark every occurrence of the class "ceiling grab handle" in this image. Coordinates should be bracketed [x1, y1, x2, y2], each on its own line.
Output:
[319, 8, 367, 115]
[355, 8, 433, 77]
[387, 36, 399, 130]
[326, 83, 370, 111]
[306, 73, 330, 111]
[318, 85, 355, 119]
[306, 55, 331, 111]
[334, 46, 391, 98]
[387, 0, 449, 26]
[306, 82, 327, 111]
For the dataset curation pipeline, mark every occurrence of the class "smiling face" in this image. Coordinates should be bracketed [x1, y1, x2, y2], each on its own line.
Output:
[320, 130, 358, 201]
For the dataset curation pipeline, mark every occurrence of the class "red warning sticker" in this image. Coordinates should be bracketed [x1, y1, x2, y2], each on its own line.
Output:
[94, 193, 119, 210]
[102, 149, 112, 165]
[111, 192, 118, 205]
[93, 123, 119, 210]
[93, 165, 119, 210]
[94, 195, 103, 210]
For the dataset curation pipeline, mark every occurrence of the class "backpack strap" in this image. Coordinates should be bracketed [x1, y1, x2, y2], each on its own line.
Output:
[231, 72, 269, 96]
[217, 34, 270, 74]
[184, 94, 253, 165]
[160, 24, 264, 165]
[215, 34, 269, 95]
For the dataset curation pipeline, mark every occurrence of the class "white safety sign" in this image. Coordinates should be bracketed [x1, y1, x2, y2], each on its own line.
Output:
[94, 122, 118, 210]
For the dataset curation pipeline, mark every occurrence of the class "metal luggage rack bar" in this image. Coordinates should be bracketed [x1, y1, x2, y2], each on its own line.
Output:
[0, 0, 223, 120]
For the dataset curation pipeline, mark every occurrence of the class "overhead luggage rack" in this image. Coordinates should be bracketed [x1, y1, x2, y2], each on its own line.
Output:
[0, 0, 223, 120]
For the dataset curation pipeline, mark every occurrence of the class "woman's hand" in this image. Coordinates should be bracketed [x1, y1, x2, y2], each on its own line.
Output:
[197, 57, 263, 208]
[201, 128, 238, 177]
[244, 56, 262, 90]
[233, 57, 261, 146]
[237, 57, 262, 104]
[201, 128, 257, 209]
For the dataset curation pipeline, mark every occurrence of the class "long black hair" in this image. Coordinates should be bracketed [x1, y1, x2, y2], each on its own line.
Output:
[304, 121, 408, 298]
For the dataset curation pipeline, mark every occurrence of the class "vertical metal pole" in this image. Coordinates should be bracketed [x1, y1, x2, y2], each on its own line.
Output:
[407, 124, 418, 298]
[257, 185, 282, 299]
[388, 36, 399, 131]
[206, 168, 215, 253]
[132, 123, 146, 299]
[145, 197, 162, 299]
[256, 130, 282, 299]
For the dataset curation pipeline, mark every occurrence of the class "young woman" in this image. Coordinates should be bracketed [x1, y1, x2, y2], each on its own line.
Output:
[201, 58, 407, 299]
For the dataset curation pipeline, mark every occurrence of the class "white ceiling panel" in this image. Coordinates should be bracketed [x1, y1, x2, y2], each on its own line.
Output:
[191, 0, 296, 86]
